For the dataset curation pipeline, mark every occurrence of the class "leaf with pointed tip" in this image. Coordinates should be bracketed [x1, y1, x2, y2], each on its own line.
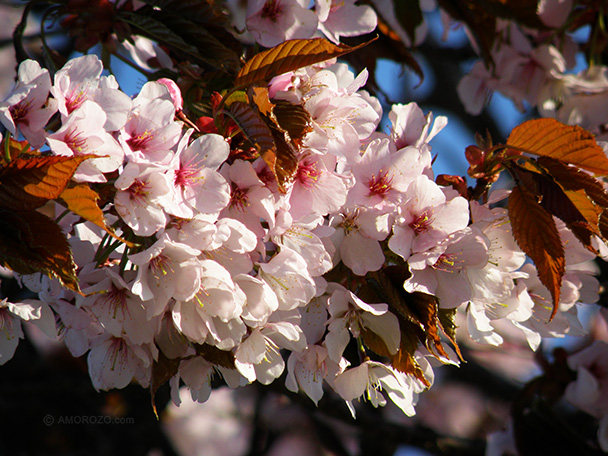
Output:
[537, 156, 608, 209]
[0, 208, 80, 292]
[234, 37, 375, 88]
[437, 0, 497, 65]
[360, 327, 391, 357]
[601, 210, 608, 240]
[229, 101, 275, 151]
[390, 328, 430, 387]
[511, 162, 601, 252]
[253, 91, 298, 192]
[138, 0, 231, 26]
[507, 118, 608, 175]
[0, 154, 92, 212]
[508, 185, 565, 320]
[363, 268, 461, 375]
[150, 351, 180, 418]
[140, 9, 241, 72]
[438, 308, 462, 359]
[60, 183, 132, 246]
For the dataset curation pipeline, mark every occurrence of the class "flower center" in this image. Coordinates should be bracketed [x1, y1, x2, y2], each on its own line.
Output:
[338, 210, 360, 235]
[65, 88, 88, 115]
[367, 170, 393, 198]
[150, 254, 174, 279]
[175, 165, 200, 188]
[296, 159, 322, 188]
[261, 0, 282, 21]
[127, 128, 154, 151]
[104, 284, 129, 319]
[126, 179, 149, 203]
[409, 210, 433, 234]
[9, 101, 30, 126]
[229, 185, 249, 212]
[432, 252, 461, 272]
[65, 128, 88, 154]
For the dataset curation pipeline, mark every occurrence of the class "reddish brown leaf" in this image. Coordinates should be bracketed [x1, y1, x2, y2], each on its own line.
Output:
[229, 101, 275, 152]
[272, 100, 313, 145]
[0, 137, 32, 166]
[508, 186, 565, 320]
[390, 329, 430, 388]
[230, 91, 299, 193]
[511, 162, 601, 252]
[60, 183, 132, 246]
[360, 327, 391, 357]
[437, 0, 497, 65]
[537, 156, 608, 209]
[438, 308, 462, 360]
[150, 351, 180, 418]
[0, 208, 80, 292]
[262, 116, 298, 193]
[601, 210, 608, 240]
[364, 268, 461, 368]
[0, 154, 92, 211]
[507, 118, 608, 176]
[234, 37, 375, 88]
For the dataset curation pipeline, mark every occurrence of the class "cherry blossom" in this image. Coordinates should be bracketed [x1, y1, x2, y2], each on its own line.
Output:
[166, 131, 231, 219]
[325, 285, 400, 362]
[0, 298, 56, 364]
[246, 0, 318, 48]
[316, 0, 377, 44]
[46, 100, 124, 182]
[0, 60, 57, 148]
[3, 4, 608, 448]
[333, 360, 420, 417]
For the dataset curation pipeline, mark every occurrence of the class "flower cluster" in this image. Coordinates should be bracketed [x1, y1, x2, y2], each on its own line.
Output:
[0, 0, 606, 433]
[233, 0, 377, 47]
[456, 0, 608, 141]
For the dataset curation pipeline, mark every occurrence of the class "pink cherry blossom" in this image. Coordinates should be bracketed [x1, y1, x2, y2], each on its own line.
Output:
[288, 153, 347, 221]
[333, 360, 419, 417]
[87, 335, 155, 390]
[0, 60, 57, 148]
[166, 132, 231, 219]
[246, 0, 318, 48]
[325, 285, 400, 362]
[51, 54, 131, 131]
[46, 100, 124, 182]
[113, 162, 172, 236]
[316, 0, 377, 44]
[389, 175, 469, 261]
[330, 208, 390, 276]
